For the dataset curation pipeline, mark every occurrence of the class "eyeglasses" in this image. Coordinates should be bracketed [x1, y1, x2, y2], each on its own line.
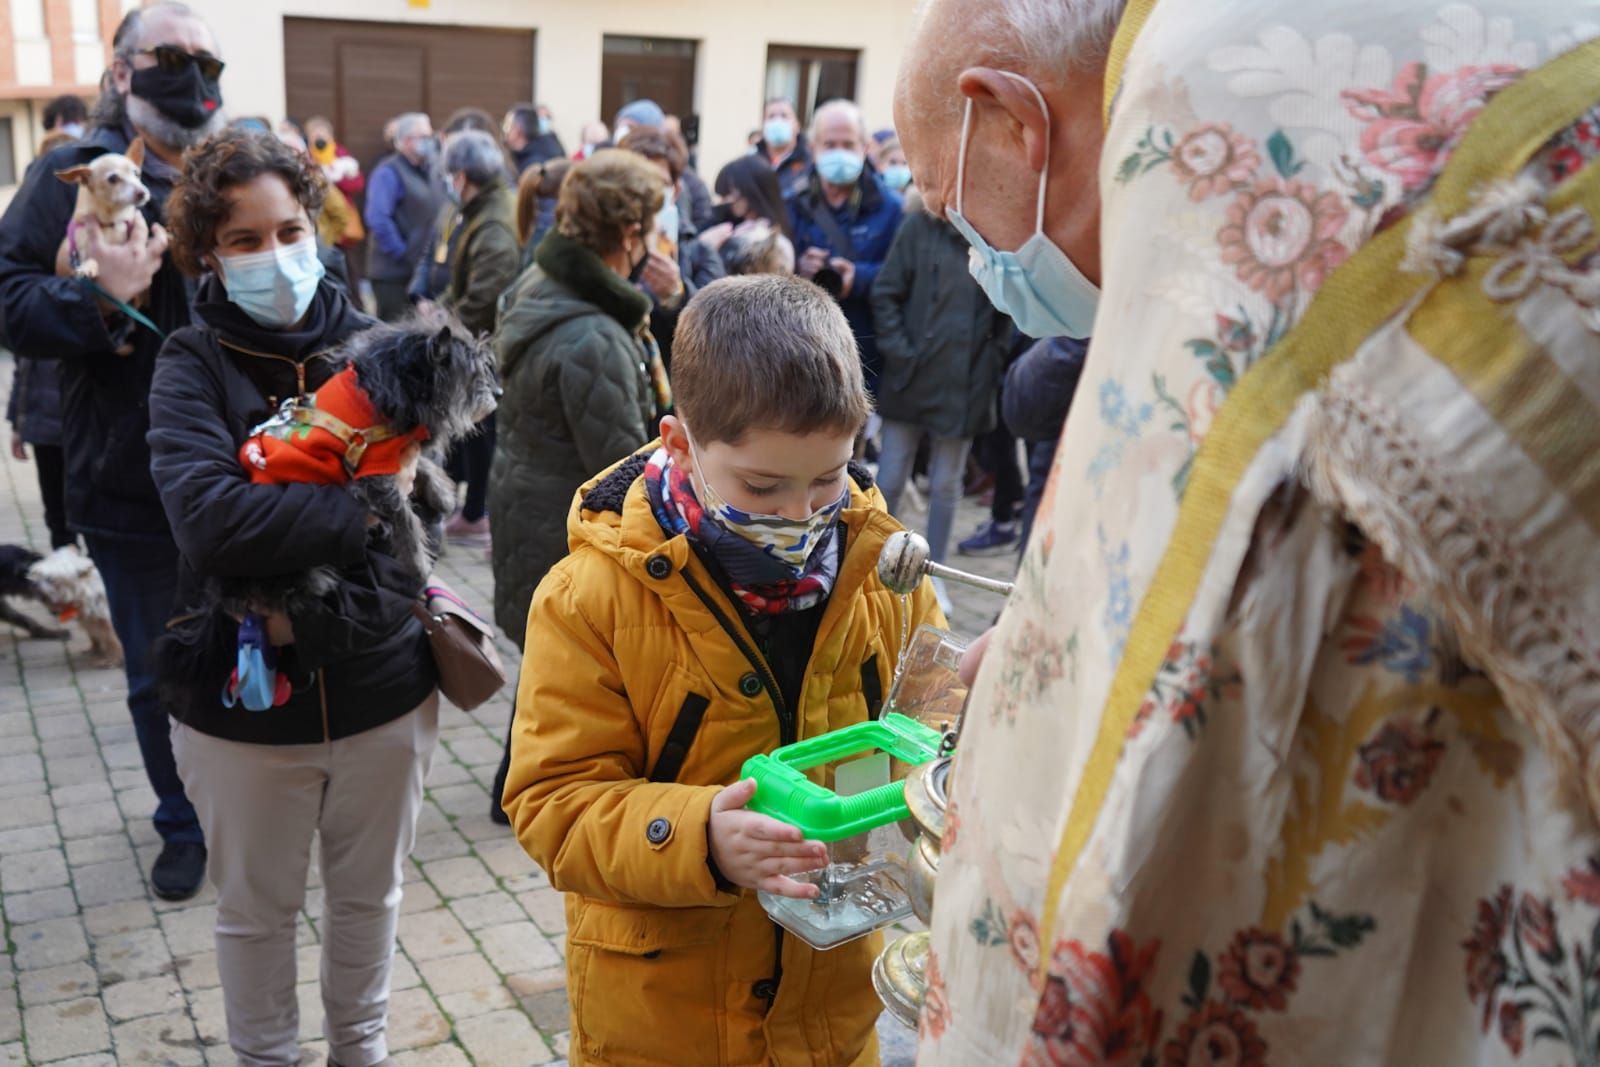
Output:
[134, 45, 225, 82]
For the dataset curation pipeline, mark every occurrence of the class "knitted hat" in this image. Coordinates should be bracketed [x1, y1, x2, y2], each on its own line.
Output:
[615, 99, 666, 130]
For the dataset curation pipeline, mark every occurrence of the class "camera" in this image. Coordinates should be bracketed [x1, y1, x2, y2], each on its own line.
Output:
[811, 266, 845, 300]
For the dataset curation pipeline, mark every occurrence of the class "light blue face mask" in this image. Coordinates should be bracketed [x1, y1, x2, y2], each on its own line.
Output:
[536, 115, 552, 137]
[882, 163, 913, 191]
[764, 117, 794, 149]
[217, 238, 325, 329]
[946, 71, 1099, 340]
[816, 148, 865, 187]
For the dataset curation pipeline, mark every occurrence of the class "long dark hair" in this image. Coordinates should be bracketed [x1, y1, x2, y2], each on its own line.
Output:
[713, 156, 791, 239]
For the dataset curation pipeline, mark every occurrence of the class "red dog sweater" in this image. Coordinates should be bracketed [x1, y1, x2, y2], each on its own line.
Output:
[240, 366, 428, 485]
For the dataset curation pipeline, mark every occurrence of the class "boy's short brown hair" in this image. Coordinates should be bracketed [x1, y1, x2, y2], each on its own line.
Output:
[671, 275, 872, 445]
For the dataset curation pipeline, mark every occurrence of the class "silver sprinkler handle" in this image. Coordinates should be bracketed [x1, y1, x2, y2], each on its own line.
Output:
[877, 530, 1015, 598]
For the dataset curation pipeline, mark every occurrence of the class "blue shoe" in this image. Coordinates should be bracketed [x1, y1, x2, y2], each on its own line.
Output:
[957, 521, 1018, 556]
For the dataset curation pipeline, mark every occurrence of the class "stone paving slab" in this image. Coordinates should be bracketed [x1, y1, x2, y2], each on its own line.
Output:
[0, 352, 1017, 1065]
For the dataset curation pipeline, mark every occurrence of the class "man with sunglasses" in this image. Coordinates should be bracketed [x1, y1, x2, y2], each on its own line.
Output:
[0, 1, 226, 902]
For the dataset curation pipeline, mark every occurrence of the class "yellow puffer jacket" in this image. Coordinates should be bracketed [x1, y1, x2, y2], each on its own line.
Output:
[503, 448, 943, 1067]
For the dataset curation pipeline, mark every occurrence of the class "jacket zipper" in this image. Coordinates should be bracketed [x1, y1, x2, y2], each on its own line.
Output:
[678, 570, 794, 746]
[219, 339, 339, 398]
[677, 567, 793, 1009]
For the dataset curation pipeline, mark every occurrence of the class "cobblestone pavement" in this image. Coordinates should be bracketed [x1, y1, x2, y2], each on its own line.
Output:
[0, 352, 1019, 1066]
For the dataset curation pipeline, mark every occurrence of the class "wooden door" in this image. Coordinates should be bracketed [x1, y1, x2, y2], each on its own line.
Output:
[284, 18, 535, 180]
[600, 35, 696, 125]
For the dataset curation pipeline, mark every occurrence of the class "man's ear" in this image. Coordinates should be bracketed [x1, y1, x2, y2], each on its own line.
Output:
[54, 166, 93, 186]
[956, 67, 1051, 175]
[125, 137, 146, 168]
[110, 55, 133, 96]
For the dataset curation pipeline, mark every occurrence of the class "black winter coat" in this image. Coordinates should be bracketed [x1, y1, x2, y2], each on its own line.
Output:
[147, 277, 437, 744]
[488, 230, 658, 644]
[6, 355, 64, 447]
[871, 210, 1013, 438]
[1003, 336, 1089, 442]
[0, 124, 194, 537]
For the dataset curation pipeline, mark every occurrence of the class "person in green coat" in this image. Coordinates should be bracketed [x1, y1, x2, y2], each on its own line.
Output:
[488, 149, 669, 820]
[438, 129, 521, 542]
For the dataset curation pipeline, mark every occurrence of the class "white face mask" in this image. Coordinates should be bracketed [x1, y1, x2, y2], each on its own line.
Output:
[946, 71, 1100, 340]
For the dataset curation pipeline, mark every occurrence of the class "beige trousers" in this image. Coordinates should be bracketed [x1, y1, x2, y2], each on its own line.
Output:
[173, 695, 439, 1067]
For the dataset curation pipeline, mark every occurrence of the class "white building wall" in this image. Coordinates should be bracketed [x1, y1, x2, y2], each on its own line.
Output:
[12, 0, 52, 87]
[193, 0, 919, 179]
[70, 0, 103, 88]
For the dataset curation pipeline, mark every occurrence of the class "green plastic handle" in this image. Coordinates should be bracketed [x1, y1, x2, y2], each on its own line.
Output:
[739, 714, 944, 842]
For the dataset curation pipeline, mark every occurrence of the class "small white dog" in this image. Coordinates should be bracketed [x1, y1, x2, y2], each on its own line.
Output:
[25, 546, 123, 668]
[55, 137, 151, 280]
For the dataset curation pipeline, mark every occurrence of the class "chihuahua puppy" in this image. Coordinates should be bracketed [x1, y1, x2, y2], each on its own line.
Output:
[55, 137, 151, 280]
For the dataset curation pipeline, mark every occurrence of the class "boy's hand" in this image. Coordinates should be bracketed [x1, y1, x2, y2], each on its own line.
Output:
[10, 432, 27, 462]
[708, 778, 827, 899]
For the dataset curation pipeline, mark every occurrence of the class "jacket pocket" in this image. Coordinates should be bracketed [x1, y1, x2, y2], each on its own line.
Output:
[860, 654, 884, 721]
[649, 692, 712, 783]
[568, 901, 732, 1065]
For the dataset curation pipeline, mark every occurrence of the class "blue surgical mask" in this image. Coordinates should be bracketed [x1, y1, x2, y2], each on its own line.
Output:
[536, 115, 552, 137]
[816, 148, 865, 187]
[764, 117, 795, 149]
[62, 121, 85, 139]
[217, 238, 325, 329]
[946, 71, 1099, 340]
[882, 163, 913, 191]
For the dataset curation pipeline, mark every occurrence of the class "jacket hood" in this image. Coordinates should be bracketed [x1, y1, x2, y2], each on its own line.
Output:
[565, 444, 896, 587]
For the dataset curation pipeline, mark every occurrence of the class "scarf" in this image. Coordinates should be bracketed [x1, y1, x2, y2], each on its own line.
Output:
[644, 447, 841, 615]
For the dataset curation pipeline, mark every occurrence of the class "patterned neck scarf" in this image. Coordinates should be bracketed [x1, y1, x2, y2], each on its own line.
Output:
[645, 447, 842, 615]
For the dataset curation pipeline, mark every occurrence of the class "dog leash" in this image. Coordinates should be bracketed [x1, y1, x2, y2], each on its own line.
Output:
[78, 278, 167, 340]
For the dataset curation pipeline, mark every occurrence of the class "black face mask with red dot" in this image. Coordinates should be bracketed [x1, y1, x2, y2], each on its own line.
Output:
[130, 57, 222, 129]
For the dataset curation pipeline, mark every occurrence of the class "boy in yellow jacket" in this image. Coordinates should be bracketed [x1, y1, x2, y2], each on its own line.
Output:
[503, 274, 943, 1066]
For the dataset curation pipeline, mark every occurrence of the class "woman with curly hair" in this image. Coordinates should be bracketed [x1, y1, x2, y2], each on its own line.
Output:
[147, 127, 437, 1067]
[487, 149, 667, 819]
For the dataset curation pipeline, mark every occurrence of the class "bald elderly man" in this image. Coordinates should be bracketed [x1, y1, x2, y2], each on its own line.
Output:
[896, 0, 1600, 1063]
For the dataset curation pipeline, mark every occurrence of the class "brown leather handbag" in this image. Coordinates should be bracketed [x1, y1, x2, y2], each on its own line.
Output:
[413, 582, 506, 711]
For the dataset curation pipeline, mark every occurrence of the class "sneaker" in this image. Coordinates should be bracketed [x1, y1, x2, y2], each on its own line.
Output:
[445, 514, 490, 543]
[957, 520, 1018, 556]
[150, 841, 207, 901]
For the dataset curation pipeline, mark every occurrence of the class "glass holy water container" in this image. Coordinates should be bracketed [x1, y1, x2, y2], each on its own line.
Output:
[884, 625, 970, 737]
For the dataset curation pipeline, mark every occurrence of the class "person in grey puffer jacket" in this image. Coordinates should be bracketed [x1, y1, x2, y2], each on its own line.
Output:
[6, 353, 72, 548]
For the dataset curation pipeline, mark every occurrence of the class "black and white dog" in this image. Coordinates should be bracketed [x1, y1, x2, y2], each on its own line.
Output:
[0, 544, 123, 666]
